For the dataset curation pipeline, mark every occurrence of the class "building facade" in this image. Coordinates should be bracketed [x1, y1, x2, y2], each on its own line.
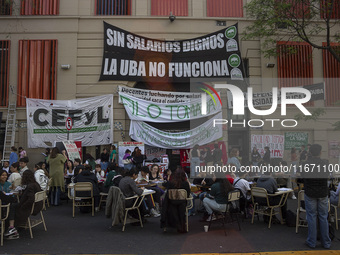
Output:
[0, 0, 339, 166]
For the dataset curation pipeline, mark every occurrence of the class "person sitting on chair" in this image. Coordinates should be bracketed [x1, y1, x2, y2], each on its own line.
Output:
[4, 170, 43, 240]
[202, 171, 234, 221]
[161, 169, 191, 233]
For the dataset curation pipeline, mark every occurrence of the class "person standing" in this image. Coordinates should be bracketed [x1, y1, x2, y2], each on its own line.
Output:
[301, 144, 331, 249]
[263, 146, 271, 164]
[227, 148, 241, 172]
[100, 148, 110, 171]
[299, 145, 308, 163]
[9, 146, 18, 167]
[189, 144, 200, 178]
[47, 147, 67, 206]
[18, 147, 27, 159]
[109, 145, 117, 164]
[212, 143, 223, 166]
[251, 147, 261, 166]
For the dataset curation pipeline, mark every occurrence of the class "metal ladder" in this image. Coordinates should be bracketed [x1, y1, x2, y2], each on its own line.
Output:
[2, 102, 17, 162]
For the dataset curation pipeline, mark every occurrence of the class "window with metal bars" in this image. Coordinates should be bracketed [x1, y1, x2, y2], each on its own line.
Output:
[277, 41, 314, 106]
[206, 0, 243, 17]
[95, 0, 131, 15]
[0, 0, 12, 15]
[20, 0, 59, 15]
[151, 0, 188, 16]
[0, 41, 10, 107]
[17, 40, 57, 107]
[323, 43, 340, 106]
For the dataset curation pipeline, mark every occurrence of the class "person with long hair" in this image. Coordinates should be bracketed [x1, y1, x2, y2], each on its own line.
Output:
[8, 162, 22, 190]
[202, 171, 234, 221]
[33, 162, 49, 191]
[189, 144, 201, 178]
[227, 148, 241, 172]
[47, 147, 67, 206]
[0, 170, 11, 193]
[132, 149, 146, 169]
[161, 169, 191, 233]
[4, 170, 42, 240]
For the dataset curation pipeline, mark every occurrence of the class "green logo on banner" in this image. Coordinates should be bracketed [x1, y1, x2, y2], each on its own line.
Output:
[225, 26, 237, 39]
[228, 54, 241, 68]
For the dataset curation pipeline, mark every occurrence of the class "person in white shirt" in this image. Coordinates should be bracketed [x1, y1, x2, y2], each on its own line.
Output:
[19, 157, 29, 176]
[33, 162, 49, 191]
[232, 172, 251, 216]
[8, 162, 22, 190]
[2, 161, 10, 174]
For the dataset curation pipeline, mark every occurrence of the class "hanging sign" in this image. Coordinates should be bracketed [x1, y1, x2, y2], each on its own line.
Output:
[100, 22, 244, 82]
[119, 91, 221, 122]
[284, 132, 309, 150]
[26, 95, 113, 148]
[129, 112, 223, 149]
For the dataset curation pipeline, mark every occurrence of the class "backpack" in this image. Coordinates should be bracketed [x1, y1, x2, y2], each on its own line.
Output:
[286, 209, 297, 227]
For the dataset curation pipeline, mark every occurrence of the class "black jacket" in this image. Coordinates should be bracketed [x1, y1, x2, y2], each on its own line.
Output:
[301, 156, 329, 198]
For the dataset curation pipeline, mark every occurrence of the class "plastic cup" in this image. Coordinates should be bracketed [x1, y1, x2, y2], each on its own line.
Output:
[204, 225, 209, 232]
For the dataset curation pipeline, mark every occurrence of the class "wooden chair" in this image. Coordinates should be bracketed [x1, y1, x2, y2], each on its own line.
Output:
[0, 201, 10, 246]
[99, 192, 108, 209]
[69, 182, 94, 217]
[251, 187, 285, 229]
[166, 189, 193, 232]
[208, 190, 241, 235]
[19, 191, 47, 238]
[122, 194, 145, 232]
[296, 190, 308, 233]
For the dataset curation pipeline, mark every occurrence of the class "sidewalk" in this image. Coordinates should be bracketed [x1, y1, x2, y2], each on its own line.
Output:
[2, 198, 340, 254]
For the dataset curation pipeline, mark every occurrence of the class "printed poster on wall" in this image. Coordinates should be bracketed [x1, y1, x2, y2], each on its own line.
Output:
[100, 22, 244, 82]
[129, 112, 223, 149]
[284, 132, 309, 150]
[26, 95, 113, 148]
[118, 142, 144, 167]
[251, 134, 284, 158]
[62, 141, 81, 162]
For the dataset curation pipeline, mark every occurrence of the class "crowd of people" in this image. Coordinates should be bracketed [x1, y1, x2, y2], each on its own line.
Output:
[0, 142, 337, 250]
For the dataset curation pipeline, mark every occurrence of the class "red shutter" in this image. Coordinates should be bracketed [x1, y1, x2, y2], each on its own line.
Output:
[323, 43, 340, 106]
[21, 0, 59, 15]
[207, 0, 243, 17]
[151, 0, 188, 16]
[320, 0, 340, 19]
[17, 40, 57, 107]
[0, 0, 12, 15]
[277, 41, 314, 106]
[0, 41, 10, 107]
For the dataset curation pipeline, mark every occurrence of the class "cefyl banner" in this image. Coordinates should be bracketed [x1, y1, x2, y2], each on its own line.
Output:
[129, 112, 223, 149]
[26, 95, 113, 148]
[119, 91, 221, 122]
[100, 22, 244, 82]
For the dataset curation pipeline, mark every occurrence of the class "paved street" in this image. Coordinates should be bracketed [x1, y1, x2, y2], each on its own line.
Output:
[2, 198, 340, 254]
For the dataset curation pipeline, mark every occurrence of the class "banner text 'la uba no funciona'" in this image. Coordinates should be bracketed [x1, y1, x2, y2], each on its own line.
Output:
[100, 22, 244, 82]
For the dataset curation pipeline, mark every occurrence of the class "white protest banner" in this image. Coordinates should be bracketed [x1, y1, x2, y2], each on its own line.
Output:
[118, 86, 202, 104]
[251, 134, 284, 158]
[129, 112, 223, 149]
[118, 142, 144, 167]
[26, 95, 113, 148]
[62, 141, 81, 162]
[119, 92, 221, 122]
